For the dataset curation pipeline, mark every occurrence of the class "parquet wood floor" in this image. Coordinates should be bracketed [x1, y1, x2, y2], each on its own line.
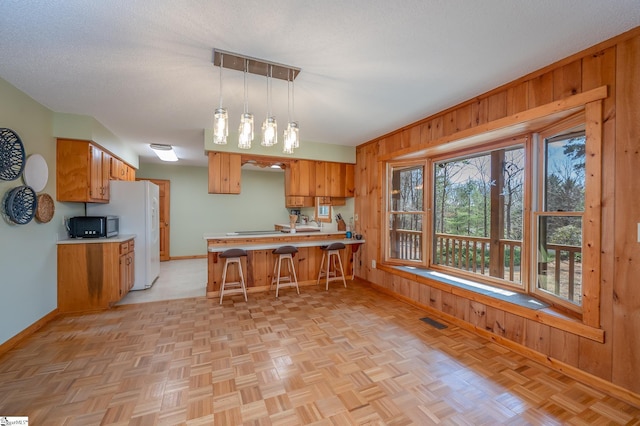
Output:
[1, 280, 639, 425]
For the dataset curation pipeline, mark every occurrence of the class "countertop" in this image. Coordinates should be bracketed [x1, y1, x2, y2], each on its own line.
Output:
[207, 237, 365, 252]
[57, 234, 136, 245]
[203, 230, 346, 240]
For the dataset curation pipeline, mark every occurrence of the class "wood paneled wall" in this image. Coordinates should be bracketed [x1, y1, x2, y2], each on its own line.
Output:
[354, 27, 640, 398]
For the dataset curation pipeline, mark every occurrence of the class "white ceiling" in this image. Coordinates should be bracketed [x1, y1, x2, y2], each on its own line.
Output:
[1, 1, 639, 167]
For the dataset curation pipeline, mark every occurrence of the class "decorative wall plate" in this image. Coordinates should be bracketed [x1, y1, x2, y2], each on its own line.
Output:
[0, 128, 26, 181]
[35, 193, 54, 223]
[3, 185, 37, 225]
[23, 153, 49, 192]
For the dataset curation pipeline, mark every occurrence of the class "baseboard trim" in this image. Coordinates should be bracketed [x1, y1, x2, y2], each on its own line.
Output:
[0, 309, 59, 358]
[169, 254, 207, 261]
[367, 281, 640, 409]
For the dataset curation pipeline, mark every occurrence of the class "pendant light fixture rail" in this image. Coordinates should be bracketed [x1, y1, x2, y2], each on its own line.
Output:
[212, 48, 300, 82]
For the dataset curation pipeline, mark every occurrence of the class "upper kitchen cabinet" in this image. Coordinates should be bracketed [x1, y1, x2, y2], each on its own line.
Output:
[57, 138, 110, 202]
[57, 138, 136, 202]
[208, 152, 241, 194]
[109, 156, 136, 181]
[286, 160, 354, 198]
[285, 159, 315, 197]
[314, 161, 355, 198]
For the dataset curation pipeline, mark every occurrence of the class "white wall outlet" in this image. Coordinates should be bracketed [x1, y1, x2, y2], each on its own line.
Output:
[372, 259, 376, 269]
[354, 214, 358, 221]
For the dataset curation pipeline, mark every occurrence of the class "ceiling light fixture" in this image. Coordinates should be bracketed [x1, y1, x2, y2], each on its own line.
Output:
[238, 58, 254, 149]
[283, 69, 300, 154]
[261, 65, 277, 147]
[150, 144, 179, 162]
[213, 53, 228, 145]
[212, 48, 300, 152]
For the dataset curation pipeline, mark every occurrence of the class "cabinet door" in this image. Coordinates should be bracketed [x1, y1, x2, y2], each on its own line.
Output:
[119, 253, 128, 298]
[118, 241, 135, 295]
[101, 151, 111, 200]
[127, 252, 135, 291]
[314, 161, 329, 197]
[57, 139, 91, 202]
[110, 156, 122, 180]
[208, 152, 241, 194]
[89, 145, 103, 201]
[285, 159, 315, 196]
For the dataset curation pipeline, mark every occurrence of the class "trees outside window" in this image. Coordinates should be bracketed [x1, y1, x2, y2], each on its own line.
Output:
[387, 164, 424, 262]
[432, 146, 524, 285]
[535, 131, 586, 306]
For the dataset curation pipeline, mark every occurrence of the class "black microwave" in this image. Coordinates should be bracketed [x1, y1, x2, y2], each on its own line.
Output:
[68, 216, 119, 238]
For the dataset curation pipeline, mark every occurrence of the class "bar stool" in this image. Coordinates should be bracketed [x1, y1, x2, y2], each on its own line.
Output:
[317, 242, 347, 290]
[270, 245, 300, 298]
[219, 248, 248, 304]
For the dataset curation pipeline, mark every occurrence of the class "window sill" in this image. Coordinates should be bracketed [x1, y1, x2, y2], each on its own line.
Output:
[378, 263, 604, 343]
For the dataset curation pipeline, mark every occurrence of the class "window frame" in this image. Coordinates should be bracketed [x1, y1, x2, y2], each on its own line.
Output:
[381, 105, 602, 322]
[426, 136, 530, 292]
[384, 161, 427, 267]
[531, 116, 588, 314]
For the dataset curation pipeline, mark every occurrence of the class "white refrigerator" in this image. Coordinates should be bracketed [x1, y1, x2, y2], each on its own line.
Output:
[88, 180, 160, 290]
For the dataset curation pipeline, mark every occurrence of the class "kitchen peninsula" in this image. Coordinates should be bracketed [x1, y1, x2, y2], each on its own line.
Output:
[203, 230, 364, 298]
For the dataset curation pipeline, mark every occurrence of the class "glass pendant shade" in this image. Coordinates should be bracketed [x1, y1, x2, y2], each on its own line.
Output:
[238, 112, 254, 149]
[261, 117, 278, 147]
[213, 108, 228, 144]
[289, 121, 300, 148]
[283, 122, 299, 154]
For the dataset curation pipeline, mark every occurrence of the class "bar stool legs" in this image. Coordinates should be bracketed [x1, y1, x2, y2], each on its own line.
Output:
[271, 246, 300, 298]
[317, 242, 347, 290]
[219, 248, 248, 304]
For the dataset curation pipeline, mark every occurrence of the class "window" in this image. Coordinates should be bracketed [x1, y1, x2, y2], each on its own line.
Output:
[534, 131, 585, 308]
[315, 199, 332, 223]
[386, 163, 425, 263]
[383, 117, 598, 315]
[432, 144, 525, 287]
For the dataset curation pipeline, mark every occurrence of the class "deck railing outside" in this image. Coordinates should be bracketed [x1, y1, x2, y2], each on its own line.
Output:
[389, 229, 582, 303]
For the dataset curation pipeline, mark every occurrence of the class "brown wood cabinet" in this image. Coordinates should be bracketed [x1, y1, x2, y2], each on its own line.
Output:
[285, 159, 315, 197]
[57, 237, 135, 313]
[57, 138, 135, 202]
[119, 239, 135, 297]
[285, 196, 314, 208]
[285, 160, 355, 199]
[110, 156, 136, 181]
[208, 152, 241, 194]
[316, 196, 346, 206]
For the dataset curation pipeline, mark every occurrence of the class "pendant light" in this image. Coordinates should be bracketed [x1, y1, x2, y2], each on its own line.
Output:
[283, 69, 300, 154]
[238, 59, 254, 149]
[261, 65, 277, 147]
[213, 53, 228, 144]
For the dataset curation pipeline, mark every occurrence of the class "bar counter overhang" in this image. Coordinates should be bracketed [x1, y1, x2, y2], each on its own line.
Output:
[203, 231, 365, 298]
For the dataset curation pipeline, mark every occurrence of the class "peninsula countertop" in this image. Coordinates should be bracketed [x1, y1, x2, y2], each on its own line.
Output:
[203, 230, 364, 252]
[203, 229, 345, 240]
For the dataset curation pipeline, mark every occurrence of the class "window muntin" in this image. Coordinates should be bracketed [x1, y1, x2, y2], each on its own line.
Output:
[535, 131, 585, 307]
[387, 164, 424, 263]
[432, 146, 525, 286]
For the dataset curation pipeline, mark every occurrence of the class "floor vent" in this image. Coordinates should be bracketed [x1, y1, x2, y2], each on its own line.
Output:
[420, 317, 447, 329]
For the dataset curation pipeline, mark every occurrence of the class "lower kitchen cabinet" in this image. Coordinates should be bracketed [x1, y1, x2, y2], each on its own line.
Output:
[119, 239, 135, 297]
[57, 236, 135, 313]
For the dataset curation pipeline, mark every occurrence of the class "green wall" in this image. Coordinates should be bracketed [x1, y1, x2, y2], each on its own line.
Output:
[204, 128, 356, 163]
[0, 77, 84, 345]
[137, 164, 293, 257]
[136, 163, 356, 257]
